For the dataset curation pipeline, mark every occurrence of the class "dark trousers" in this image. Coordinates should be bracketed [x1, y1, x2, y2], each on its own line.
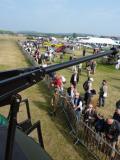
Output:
[84, 92, 91, 105]
[99, 95, 105, 107]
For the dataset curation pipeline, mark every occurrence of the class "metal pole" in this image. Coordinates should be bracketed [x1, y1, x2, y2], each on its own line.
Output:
[5, 95, 21, 160]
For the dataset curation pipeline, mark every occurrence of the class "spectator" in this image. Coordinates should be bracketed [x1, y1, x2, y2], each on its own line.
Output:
[99, 80, 108, 107]
[84, 104, 97, 127]
[69, 55, 73, 61]
[95, 115, 105, 134]
[67, 85, 75, 100]
[77, 63, 82, 75]
[113, 109, 120, 123]
[53, 74, 63, 92]
[105, 118, 120, 158]
[70, 71, 79, 88]
[60, 53, 64, 63]
[72, 92, 83, 121]
[50, 88, 59, 116]
[83, 77, 94, 92]
[83, 48, 86, 56]
[91, 60, 97, 74]
[115, 56, 120, 70]
[83, 77, 94, 105]
[93, 48, 96, 54]
[86, 65, 91, 77]
[61, 75, 66, 84]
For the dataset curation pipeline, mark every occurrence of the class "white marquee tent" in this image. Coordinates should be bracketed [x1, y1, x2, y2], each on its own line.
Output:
[80, 37, 118, 45]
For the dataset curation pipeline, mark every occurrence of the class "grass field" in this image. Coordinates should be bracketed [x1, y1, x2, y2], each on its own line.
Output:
[0, 35, 96, 160]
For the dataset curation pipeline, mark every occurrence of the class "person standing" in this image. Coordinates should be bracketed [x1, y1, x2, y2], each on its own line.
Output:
[91, 60, 97, 74]
[83, 48, 86, 56]
[99, 80, 108, 107]
[77, 63, 82, 75]
[72, 92, 83, 121]
[113, 108, 120, 123]
[67, 85, 75, 99]
[115, 56, 120, 70]
[86, 64, 91, 77]
[50, 88, 59, 116]
[70, 71, 79, 88]
[60, 53, 64, 63]
[83, 77, 94, 105]
[105, 118, 120, 159]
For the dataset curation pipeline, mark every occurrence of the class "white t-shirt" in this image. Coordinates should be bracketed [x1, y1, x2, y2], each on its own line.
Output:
[74, 74, 77, 82]
[61, 76, 66, 83]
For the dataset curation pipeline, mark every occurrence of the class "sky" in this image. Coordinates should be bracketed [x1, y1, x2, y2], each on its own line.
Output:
[0, 0, 120, 36]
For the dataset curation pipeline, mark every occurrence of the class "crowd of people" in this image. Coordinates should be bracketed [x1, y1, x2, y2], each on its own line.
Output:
[49, 71, 120, 159]
[21, 40, 56, 66]
[20, 40, 120, 158]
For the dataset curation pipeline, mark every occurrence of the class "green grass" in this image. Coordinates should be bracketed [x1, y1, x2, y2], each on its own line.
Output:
[0, 64, 10, 70]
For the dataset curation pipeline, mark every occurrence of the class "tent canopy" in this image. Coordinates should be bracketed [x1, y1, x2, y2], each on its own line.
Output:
[80, 37, 118, 45]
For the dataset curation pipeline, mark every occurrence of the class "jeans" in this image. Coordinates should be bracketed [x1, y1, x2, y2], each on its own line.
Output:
[75, 110, 81, 121]
[99, 95, 105, 107]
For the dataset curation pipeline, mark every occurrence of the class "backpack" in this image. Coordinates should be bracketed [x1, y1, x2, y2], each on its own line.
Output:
[83, 81, 89, 91]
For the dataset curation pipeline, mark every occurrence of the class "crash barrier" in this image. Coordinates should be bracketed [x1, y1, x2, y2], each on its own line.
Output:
[19, 42, 120, 160]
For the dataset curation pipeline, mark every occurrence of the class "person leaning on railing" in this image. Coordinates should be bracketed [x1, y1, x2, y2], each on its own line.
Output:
[105, 118, 120, 159]
[113, 108, 120, 123]
[95, 114, 106, 134]
[83, 104, 97, 127]
[66, 85, 76, 103]
[50, 88, 59, 116]
[72, 92, 83, 121]
[52, 74, 63, 93]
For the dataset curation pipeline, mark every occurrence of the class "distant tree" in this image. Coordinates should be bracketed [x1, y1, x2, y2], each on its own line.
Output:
[0, 30, 15, 35]
[26, 36, 34, 40]
[72, 33, 77, 38]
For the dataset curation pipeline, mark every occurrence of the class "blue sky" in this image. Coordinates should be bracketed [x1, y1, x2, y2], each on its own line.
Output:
[0, 0, 120, 35]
